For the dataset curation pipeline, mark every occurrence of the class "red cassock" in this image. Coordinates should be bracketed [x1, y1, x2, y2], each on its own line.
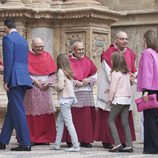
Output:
[94, 44, 136, 145]
[24, 50, 57, 144]
[62, 55, 97, 144]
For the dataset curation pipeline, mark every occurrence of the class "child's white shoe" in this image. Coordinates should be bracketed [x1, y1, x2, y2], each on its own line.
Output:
[50, 144, 60, 150]
[65, 147, 80, 152]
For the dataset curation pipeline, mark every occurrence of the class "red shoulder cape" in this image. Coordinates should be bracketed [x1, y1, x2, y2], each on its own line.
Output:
[101, 44, 137, 73]
[69, 55, 97, 81]
[28, 50, 56, 75]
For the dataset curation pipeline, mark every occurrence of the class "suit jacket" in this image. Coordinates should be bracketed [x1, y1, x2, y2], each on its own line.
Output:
[3, 31, 32, 88]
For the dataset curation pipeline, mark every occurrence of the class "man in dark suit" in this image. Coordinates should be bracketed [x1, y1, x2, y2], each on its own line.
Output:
[0, 17, 32, 151]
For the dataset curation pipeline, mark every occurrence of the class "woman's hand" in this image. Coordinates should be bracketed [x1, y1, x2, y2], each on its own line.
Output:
[142, 96, 149, 102]
[107, 100, 112, 109]
[143, 92, 149, 102]
[129, 72, 136, 85]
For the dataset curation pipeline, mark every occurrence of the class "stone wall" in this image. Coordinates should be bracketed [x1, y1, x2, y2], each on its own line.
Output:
[98, 0, 158, 11]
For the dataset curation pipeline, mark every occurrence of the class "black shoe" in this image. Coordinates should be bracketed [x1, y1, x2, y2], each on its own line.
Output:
[109, 144, 123, 152]
[102, 143, 113, 149]
[0, 143, 6, 150]
[121, 146, 133, 152]
[11, 146, 31, 151]
[67, 142, 73, 148]
[80, 143, 92, 148]
[31, 142, 49, 146]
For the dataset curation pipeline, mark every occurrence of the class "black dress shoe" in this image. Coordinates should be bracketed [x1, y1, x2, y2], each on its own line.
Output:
[31, 142, 49, 146]
[80, 143, 92, 148]
[122, 144, 126, 148]
[102, 143, 113, 149]
[11, 146, 31, 151]
[67, 142, 73, 147]
[119, 146, 133, 152]
[0, 143, 6, 150]
[109, 144, 123, 152]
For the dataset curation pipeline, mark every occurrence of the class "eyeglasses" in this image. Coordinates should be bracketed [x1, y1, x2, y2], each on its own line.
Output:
[35, 46, 44, 49]
[75, 48, 84, 51]
[118, 38, 128, 41]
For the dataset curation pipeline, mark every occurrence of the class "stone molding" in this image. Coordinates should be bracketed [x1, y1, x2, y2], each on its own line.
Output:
[112, 9, 158, 26]
[0, 6, 124, 24]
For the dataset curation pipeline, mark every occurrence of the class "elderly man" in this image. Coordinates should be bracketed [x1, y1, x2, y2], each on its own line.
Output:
[95, 31, 136, 149]
[62, 41, 97, 148]
[24, 37, 57, 145]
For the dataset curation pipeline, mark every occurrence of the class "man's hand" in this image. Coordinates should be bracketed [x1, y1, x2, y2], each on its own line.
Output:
[0, 65, 4, 74]
[82, 78, 89, 86]
[40, 83, 49, 90]
[76, 81, 83, 88]
[33, 80, 41, 88]
[3, 83, 9, 92]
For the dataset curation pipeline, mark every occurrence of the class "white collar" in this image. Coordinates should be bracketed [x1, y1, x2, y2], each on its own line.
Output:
[9, 28, 17, 34]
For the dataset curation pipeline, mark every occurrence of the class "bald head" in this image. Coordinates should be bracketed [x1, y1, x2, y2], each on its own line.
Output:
[32, 37, 44, 47]
[32, 37, 45, 55]
[116, 31, 127, 39]
[72, 41, 85, 59]
[115, 31, 128, 51]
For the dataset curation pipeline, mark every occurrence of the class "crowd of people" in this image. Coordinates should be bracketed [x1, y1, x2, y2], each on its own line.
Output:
[0, 17, 158, 154]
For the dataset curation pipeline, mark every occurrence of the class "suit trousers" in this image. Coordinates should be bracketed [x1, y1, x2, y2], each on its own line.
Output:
[108, 104, 132, 147]
[0, 86, 31, 146]
[55, 102, 79, 148]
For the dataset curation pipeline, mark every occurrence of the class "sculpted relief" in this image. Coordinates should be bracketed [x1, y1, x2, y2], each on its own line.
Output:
[64, 32, 86, 55]
[92, 32, 108, 58]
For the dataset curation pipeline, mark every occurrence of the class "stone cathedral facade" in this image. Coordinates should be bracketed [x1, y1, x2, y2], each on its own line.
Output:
[0, 0, 158, 140]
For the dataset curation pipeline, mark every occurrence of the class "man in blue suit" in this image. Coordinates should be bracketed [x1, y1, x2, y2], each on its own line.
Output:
[0, 17, 32, 151]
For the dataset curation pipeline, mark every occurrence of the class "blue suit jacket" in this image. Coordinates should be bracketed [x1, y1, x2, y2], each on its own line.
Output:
[3, 31, 32, 88]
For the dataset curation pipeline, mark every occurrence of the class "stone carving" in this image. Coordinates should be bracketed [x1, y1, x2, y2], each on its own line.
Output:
[91, 32, 108, 59]
[64, 32, 85, 54]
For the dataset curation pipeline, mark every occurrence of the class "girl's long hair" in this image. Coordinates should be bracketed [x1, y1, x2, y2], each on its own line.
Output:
[111, 52, 129, 74]
[57, 53, 73, 80]
[144, 30, 158, 53]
